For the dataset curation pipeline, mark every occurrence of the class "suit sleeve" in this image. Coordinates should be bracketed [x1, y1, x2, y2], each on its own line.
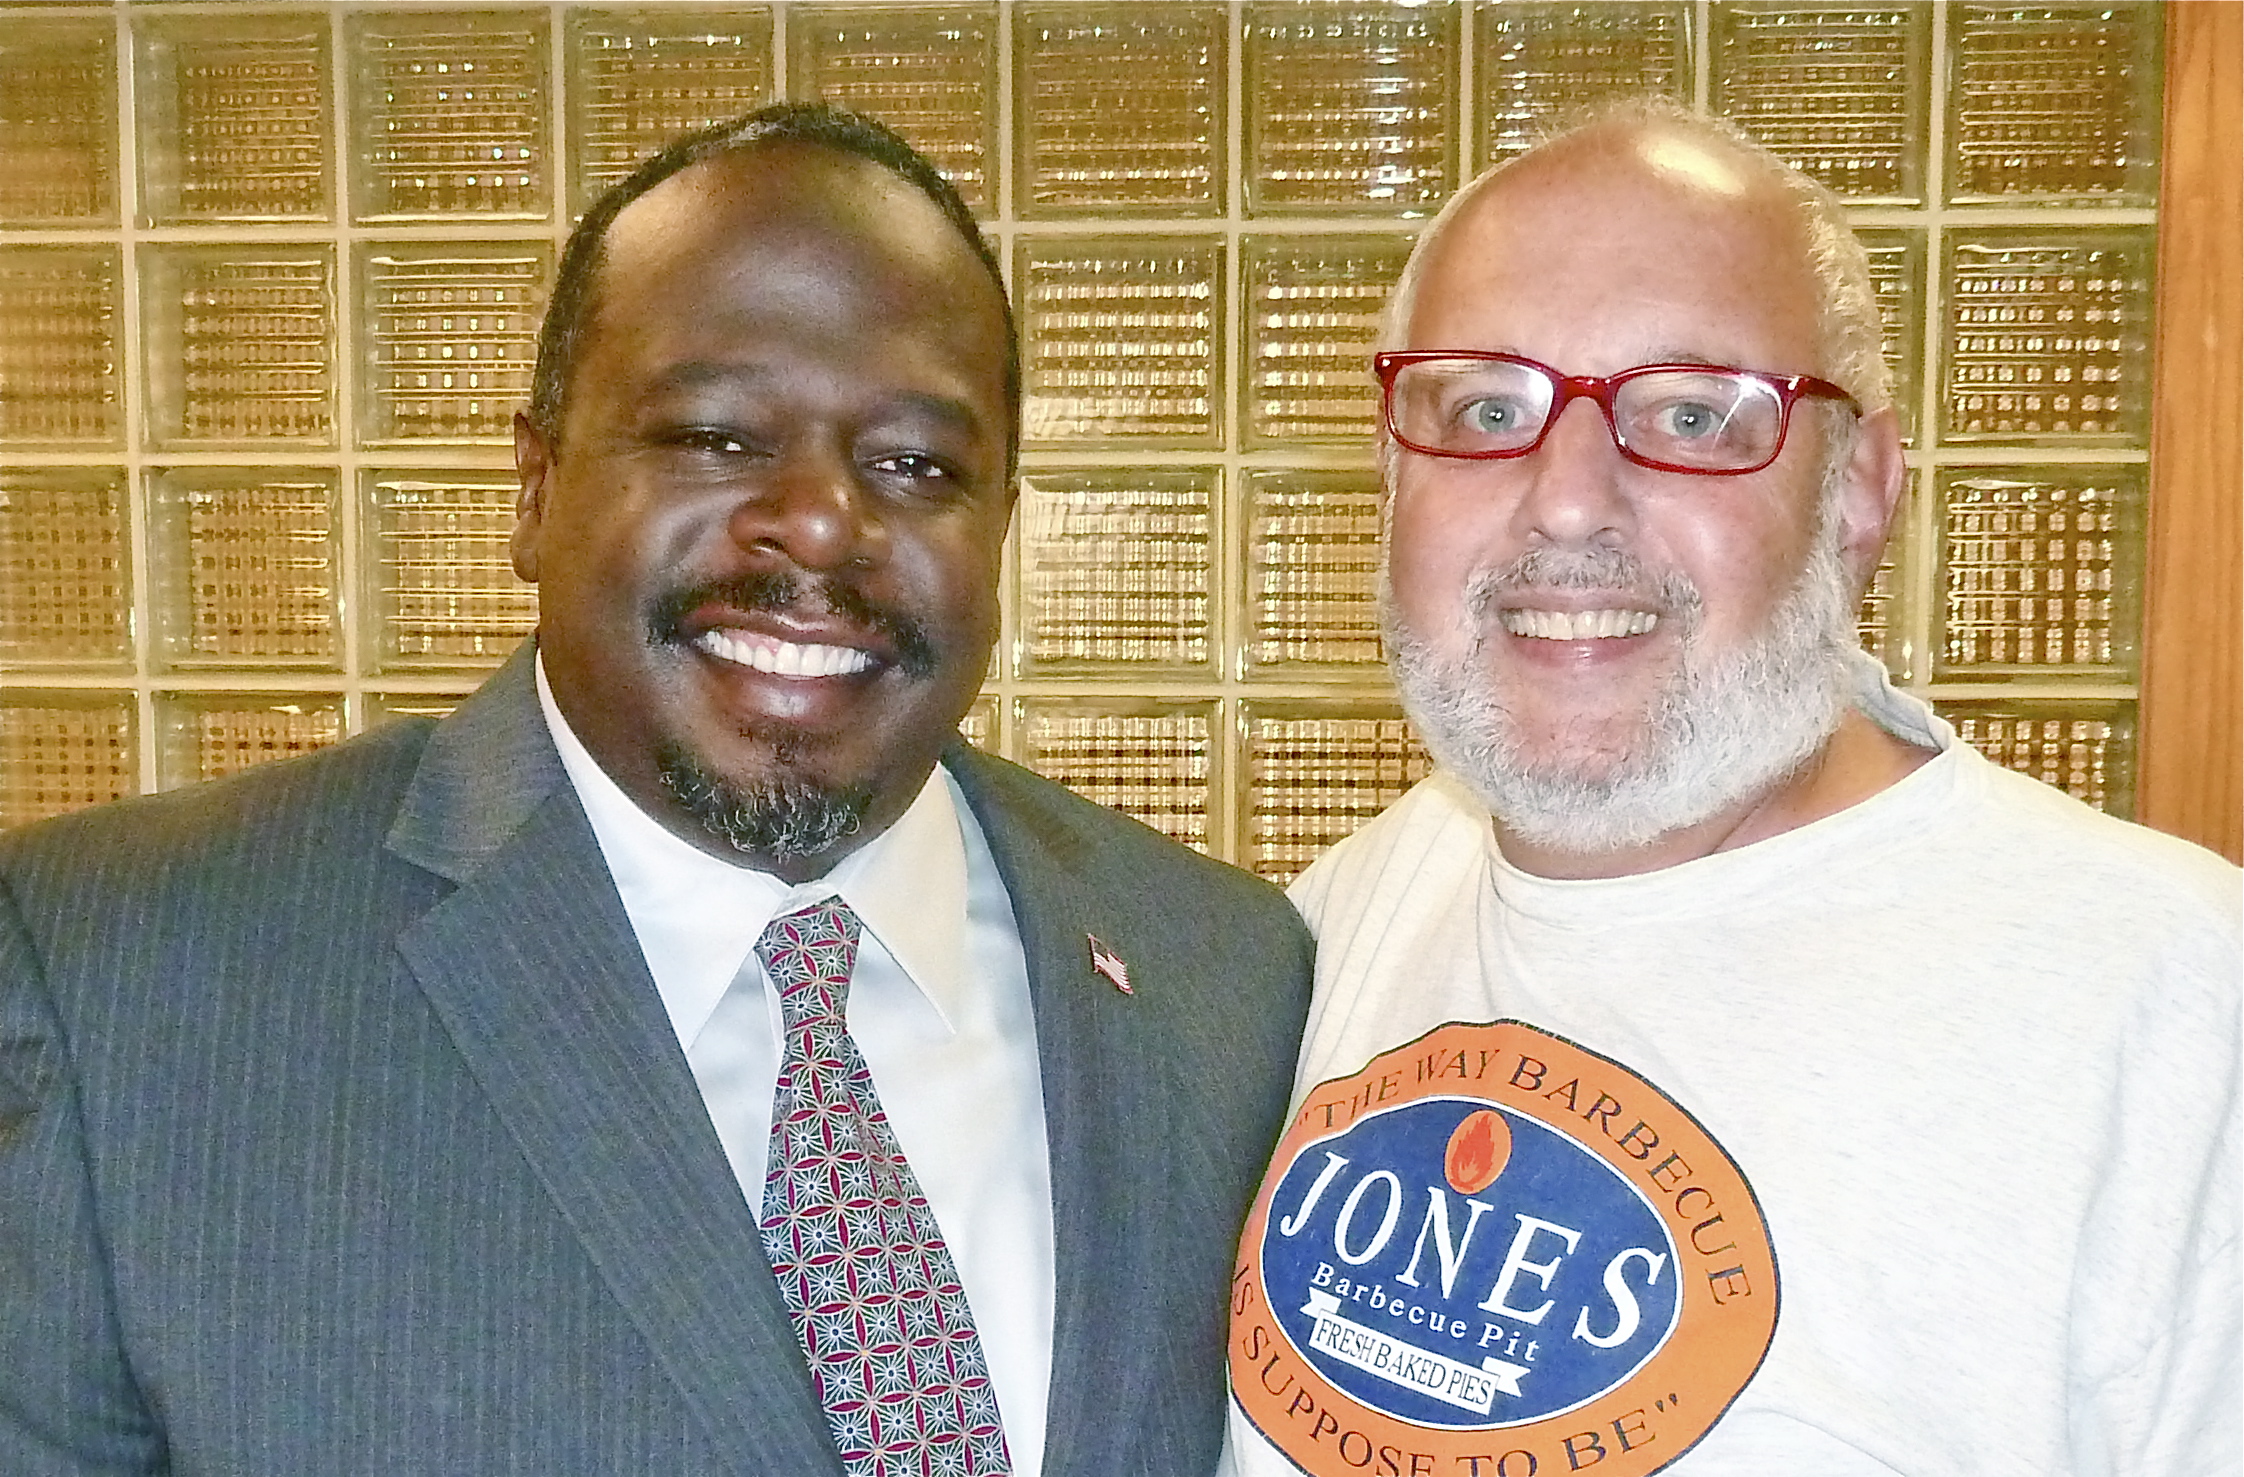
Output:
[0, 876, 166, 1474]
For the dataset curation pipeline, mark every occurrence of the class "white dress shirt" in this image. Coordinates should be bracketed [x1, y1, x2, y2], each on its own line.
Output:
[536, 661, 1054, 1473]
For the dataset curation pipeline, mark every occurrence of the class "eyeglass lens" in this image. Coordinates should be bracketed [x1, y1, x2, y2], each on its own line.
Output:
[1388, 358, 1792, 471]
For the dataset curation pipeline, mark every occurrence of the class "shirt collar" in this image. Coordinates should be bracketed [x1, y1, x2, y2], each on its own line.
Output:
[533, 653, 971, 1047]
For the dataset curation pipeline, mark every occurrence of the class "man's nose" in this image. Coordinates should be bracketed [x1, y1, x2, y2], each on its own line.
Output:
[728, 441, 883, 572]
[1511, 392, 1635, 548]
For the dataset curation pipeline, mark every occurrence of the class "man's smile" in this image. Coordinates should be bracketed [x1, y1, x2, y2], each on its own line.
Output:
[1499, 607, 1661, 641]
[692, 627, 878, 678]
[652, 569, 938, 682]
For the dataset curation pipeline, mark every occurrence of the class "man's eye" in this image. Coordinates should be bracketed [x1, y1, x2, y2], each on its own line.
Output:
[668, 428, 753, 456]
[1652, 401, 1723, 439]
[871, 451, 957, 483]
[1462, 397, 1527, 434]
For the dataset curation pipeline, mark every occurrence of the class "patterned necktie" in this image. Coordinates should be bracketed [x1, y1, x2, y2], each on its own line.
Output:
[756, 898, 1013, 1477]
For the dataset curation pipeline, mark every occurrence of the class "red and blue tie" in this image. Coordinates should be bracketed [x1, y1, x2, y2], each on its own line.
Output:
[756, 898, 1012, 1477]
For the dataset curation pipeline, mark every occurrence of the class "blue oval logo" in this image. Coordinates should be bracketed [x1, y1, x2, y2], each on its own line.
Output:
[1259, 1096, 1680, 1429]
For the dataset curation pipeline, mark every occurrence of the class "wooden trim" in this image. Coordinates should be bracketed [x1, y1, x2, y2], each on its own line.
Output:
[2140, 2, 2242, 862]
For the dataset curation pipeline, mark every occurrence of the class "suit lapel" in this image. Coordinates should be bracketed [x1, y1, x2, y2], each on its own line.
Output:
[946, 748, 1179, 1477]
[385, 672, 1190, 1475]
[387, 648, 837, 1474]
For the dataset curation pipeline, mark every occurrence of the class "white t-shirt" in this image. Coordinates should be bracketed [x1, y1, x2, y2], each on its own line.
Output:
[1226, 686, 2240, 1477]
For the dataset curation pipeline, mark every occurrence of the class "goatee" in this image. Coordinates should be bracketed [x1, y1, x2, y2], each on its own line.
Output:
[642, 567, 927, 861]
[655, 740, 873, 862]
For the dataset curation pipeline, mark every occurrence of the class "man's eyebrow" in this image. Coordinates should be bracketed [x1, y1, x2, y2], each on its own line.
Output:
[645, 360, 777, 393]
[885, 390, 987, 439]
[1418, 347, 1734, 371]
[641, 364, 990, 438]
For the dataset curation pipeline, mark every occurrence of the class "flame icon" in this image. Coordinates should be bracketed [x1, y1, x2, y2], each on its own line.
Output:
[1444, 1109, 1511, 1195]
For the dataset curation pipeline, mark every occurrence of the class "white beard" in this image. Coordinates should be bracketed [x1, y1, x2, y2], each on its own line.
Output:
[1383, 513, 1859, 856]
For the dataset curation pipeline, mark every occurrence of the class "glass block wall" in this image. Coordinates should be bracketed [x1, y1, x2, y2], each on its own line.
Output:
[0, 1, 2165, 878]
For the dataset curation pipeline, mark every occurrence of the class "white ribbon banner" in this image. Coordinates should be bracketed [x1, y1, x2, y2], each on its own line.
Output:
[1300, 1290, 1532, 1415]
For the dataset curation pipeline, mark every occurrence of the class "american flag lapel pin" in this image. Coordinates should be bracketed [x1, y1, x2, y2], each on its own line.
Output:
[1086, 934, 1133, 995]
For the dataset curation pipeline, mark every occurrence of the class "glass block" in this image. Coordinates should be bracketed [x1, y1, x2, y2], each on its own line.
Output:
[1937, 468, 2140, 675]
[366, 471, 538, 670]
[0, 247, 122, 446]
[958, 694, 995, 751]
[0, 694, 136, 829]
[1244, 2, 1457, 215]
[0, 16, 116, 225]
[1016, 4, 1223, 217]
[134, 13, 331, 223]
[1246, 469, 1385, 669]
[1016, 698, 1214, 852]
[1016, 468, 1215, 672]
[0, 468, 129, 665]
[1244, 234, 1411, 446]
[1018, 237, 1223, 445]
[1477, 2, 1692, 168]
[349, 10, 550, 221]
[1857, 228, 1924, 442]
[1939, 698, 2134, 816]
[1710, 3, 1930, 202]
[358, 243, 551, 442]
[367, 692, 470, 726]
[567, 7, 775, 215]
[790, 6, 996, 213]
[1947, 2, 2162, 204]
[1941, 230, 2153, 445]
[157, 693, 345, 789]
[1243, 702, 1432, 883]
[150, 468, 339, 667]
[141, 246, 336, 447]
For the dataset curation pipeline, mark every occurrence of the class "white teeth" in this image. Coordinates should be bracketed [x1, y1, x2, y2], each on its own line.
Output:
[694, 628, 875, 677]
[1500, 608, 1660, 641]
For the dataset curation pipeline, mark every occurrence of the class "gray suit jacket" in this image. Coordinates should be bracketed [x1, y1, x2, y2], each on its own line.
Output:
[0, 648, 1312, 1475]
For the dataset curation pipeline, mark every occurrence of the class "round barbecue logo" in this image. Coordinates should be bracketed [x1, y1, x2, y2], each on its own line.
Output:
[1230, 1021, 1777, 1475]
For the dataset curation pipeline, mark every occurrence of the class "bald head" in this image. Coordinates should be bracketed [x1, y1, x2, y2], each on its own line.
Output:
[1384, 100, 1890, 416]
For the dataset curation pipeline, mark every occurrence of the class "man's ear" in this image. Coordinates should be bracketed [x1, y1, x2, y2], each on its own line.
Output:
[1832, 405, 1907, 593]
[511, 410, 553, 583]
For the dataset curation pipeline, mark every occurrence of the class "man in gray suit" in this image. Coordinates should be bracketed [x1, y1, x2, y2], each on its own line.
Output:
[0, 104, 1311, 1476]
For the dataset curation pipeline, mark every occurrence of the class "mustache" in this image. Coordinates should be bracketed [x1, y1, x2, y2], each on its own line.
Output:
[646, 569, 940, 679]
[1463, 545, 1703, 625]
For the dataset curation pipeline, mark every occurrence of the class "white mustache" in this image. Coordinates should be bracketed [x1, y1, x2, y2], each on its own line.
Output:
[1461, 546, 1703, 631]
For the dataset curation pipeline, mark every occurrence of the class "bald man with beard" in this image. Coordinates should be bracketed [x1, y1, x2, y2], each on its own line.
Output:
[1220, 100, 2238, 1477]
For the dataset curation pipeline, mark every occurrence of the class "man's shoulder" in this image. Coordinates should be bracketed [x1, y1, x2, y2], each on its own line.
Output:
[1947, 747, 2241, 924]
[943, 745, 1313, 1035]
[943, 743, 1299, 920]
[1289, 771, 1490, 926]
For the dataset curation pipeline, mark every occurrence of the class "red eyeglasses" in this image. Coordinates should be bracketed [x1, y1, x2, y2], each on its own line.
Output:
[1374, 350, 1860, 476]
